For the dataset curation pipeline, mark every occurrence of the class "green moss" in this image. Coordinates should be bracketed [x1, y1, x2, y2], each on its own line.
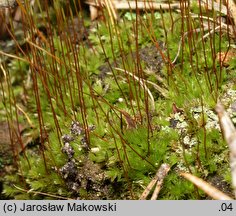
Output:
[2, 1, 235, 200]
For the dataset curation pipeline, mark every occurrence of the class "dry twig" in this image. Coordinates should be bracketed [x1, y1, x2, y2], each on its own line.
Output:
[139, 163, 170, 200]
[180, 172, 233, 200]
[216, 102, 236, 198]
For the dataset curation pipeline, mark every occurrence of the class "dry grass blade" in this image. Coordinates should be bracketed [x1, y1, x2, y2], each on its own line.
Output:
[114, 67, 156, 111]
[216, 102, 236, 198]
[13, 185, 73, 200]
[145, 79, 169, 98]
[139, 163, 170, 200]
[179, 172, 233, 200]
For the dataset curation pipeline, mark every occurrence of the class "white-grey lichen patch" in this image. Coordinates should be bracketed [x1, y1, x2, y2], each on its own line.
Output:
[183, 135, 198, 148]
[159, 80, 236, 174]
[221, 89, 236, 108]
[191, 107, 220, 130]
[167, 112, 188, 130]
[221, 89, 236, 125]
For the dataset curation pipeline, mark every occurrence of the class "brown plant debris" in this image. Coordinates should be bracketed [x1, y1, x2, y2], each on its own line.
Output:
[216, 102, 236, 198]
[179, 172, 233, 200]
[139, 163, 170, 200]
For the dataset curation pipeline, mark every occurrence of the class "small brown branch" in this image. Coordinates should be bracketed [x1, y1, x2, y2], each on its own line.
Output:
[150, 166, 169, 200]
[139, 163, 170, 200]
[216, 102, 236, 198]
